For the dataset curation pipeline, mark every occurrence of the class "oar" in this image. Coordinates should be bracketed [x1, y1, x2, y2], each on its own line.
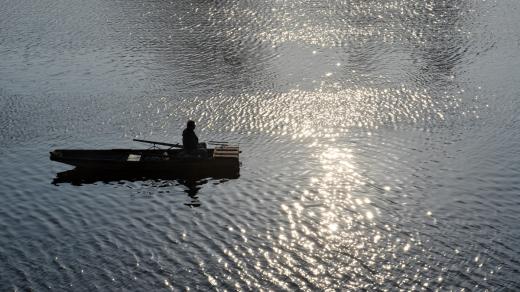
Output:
[208, 140, 230, 145]
[133, 139, 182, 149]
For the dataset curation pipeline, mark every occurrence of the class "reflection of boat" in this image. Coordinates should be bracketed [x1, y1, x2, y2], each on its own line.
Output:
[52, 168, 225, 207]
[50, 139, 240, 179]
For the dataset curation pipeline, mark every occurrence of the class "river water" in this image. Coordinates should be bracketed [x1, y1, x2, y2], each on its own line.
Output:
[1, 0, 520, 290]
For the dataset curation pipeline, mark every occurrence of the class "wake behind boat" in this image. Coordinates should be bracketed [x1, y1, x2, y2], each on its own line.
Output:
[50, 139, 240, 179]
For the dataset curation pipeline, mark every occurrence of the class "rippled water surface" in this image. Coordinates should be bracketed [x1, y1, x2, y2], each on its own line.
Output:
[1, 0, 520, 290]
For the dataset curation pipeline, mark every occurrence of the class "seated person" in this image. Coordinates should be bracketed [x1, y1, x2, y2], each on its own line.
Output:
[182, 120, 207, 157]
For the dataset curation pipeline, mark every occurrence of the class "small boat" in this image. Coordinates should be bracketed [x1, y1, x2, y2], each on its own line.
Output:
[50, 139, 240, 179]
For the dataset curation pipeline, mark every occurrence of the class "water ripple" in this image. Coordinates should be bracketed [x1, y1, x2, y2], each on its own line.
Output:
[2, 0, 520, 290]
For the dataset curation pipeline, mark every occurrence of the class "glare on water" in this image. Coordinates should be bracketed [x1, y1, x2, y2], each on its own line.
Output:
[1, 0, 520, 290]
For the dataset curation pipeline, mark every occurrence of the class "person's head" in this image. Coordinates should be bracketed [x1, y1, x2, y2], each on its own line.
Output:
[187, 120, 196, 130]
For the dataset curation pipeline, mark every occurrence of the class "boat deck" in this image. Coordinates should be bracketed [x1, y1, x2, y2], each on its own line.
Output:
[50, 145, 240, 179]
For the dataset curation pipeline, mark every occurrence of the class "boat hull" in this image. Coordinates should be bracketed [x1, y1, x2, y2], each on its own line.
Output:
[50, 148, 240, 179]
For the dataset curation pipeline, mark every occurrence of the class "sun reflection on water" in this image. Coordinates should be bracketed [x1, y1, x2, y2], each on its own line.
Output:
[0, 0, 509, 289]
[260, 141, 398, 289]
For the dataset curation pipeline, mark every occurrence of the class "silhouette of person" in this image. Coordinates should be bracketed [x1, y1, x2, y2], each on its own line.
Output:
[182, 120, 199, 152]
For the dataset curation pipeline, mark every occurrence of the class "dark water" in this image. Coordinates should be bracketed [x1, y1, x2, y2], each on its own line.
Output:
[1, 0, 520, 290]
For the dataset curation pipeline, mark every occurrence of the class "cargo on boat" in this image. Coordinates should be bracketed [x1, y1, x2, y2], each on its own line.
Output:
[50, 139, 240, 179]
